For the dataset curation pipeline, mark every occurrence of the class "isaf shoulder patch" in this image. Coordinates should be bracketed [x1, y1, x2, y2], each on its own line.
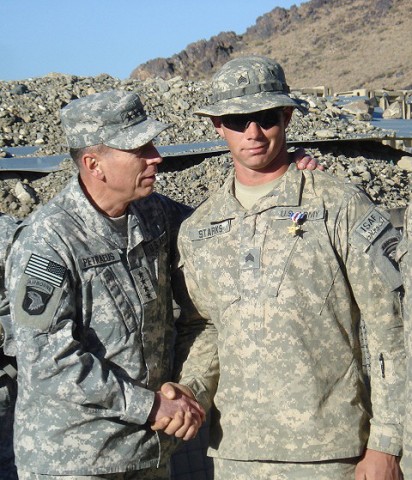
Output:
[353, 207, 402, 290]
[355, 208, 389, 243]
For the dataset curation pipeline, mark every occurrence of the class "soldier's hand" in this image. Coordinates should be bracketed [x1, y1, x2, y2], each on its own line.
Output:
[149, 382, 205, 441]
[292, 147, 324, 171]
[355, 449, 402, 479]
[0, 322, 4, 347]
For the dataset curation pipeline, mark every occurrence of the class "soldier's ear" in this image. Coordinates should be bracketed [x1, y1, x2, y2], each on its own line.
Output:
[283, 107, 294, 129]
[211, 116, 225, 139]
[82, 153, 105, 180]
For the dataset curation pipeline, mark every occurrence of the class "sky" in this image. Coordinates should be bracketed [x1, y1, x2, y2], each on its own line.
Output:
[0, 0, 303, 82]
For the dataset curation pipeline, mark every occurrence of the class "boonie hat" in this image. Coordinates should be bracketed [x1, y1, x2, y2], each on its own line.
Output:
[61, 90, 170, 149]
[195, 55, 307, 116]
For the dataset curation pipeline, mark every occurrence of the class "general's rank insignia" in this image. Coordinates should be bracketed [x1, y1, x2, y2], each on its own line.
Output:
[132, 266, 157, 304]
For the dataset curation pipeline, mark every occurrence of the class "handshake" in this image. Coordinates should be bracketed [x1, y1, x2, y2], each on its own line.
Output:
[148, 382, 206, 441]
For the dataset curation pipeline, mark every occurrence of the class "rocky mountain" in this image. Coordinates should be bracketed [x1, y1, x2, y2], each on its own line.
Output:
[130, 0, 412, 92]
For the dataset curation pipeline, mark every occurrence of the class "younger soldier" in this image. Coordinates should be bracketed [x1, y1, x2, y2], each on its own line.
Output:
[170, 56, 405, 480]
[397, 202, 411, 477]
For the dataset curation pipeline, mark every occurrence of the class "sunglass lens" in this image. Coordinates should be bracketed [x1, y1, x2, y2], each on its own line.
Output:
[222, 109, 283, 132]
[221, 115, 247, 132]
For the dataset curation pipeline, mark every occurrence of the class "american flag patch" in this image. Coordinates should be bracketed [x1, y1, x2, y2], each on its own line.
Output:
[24, 254, 67, 288]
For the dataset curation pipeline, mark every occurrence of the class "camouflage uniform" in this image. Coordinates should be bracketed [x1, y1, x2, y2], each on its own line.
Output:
[6, 176, 192, 476]
[176, 164, 405, 465]
[398, 203, 411, 476]
[5, 86, 198, 479]
[0, 213, 18, 480]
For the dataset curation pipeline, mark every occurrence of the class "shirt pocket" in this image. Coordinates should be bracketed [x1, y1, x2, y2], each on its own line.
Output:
[263, 213, 340, 310]
[89, 266, 141, 344]
[191, 235, 241, 320]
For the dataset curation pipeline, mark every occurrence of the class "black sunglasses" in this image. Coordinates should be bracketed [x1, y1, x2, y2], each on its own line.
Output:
[220, 108, 285, 132]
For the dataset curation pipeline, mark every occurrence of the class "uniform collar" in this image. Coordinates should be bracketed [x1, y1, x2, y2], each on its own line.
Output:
[66, 176, 146, 248]
[215, 163, 303, 220]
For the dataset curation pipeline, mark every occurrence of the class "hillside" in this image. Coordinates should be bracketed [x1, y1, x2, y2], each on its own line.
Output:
[130, 0, 412, 92]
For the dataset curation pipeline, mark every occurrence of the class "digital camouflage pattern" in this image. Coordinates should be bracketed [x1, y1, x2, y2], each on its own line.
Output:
[194, 55, 308, 117]
[397, 203, 411, 476]
[61, 90, 170, 149]
[176, 163, 405, 462]
[0, 213, 19, 480]
[5, 176, 192, 475]
[213, 456, 357, 480]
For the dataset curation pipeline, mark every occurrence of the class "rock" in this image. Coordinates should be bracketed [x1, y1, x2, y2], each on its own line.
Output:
[397, 156, 412, 171]
[14, 181, 37, 204]
[315, 129, 337, 139]
[11, 84, 29, 95]
[342, 99, 373, 116]
[383, 101, 403, 119]
[355, 112, 373, 121]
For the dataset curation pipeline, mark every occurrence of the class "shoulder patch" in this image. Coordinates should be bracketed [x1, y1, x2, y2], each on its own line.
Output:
[369, 230, 402, 290]
[22, 278, 54, 315]
[355, 208, 389, 243]
[189, 220, 231, 241]
[24, 254, 67, 287]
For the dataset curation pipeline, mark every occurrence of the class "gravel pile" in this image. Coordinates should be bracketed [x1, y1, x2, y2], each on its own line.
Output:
[0, 73, 410, 218]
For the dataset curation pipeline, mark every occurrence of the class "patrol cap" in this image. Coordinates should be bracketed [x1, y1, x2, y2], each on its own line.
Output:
[195, 55, 307, 116]
[60, 90, 170, 149]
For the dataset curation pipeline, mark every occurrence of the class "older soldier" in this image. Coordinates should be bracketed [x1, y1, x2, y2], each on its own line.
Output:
[168, 56, 405, 480]
[0, 213, 19, 480]
[398, 203, 411, 477]
[5, 90, 206, 480]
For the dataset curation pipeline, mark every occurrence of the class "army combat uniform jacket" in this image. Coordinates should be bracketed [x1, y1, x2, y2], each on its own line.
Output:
[0, 214, 18, 480]
[6, 176, 191, 475]
[176, 164, 405, 462]
[397, 203, 411, 475]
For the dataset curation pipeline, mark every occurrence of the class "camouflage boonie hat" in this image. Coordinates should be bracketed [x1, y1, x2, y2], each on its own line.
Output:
[61, 90, 170, 149]
[195, 55, 307, 116]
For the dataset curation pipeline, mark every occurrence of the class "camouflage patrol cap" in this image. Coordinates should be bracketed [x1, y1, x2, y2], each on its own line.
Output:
[60, 90, 170, 149]
[195, 55, 307, 116]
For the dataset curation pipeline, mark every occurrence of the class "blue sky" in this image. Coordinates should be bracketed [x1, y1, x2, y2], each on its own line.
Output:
[0, 0, 303, 81]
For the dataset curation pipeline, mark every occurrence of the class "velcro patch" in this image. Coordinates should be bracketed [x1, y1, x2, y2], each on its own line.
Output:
[366, 229, 402, 290]
[24, 254, 67, 288]
[131, 266, 157, 304]
[355, 208, 389, 243]
[274, 208, 325, 221]
[22, 278, 54, 315]
[79, 250, 121, 270]
[240, 248, 261, 270]
[381, 236, 399, 261]
[189, 220, 231, 241]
